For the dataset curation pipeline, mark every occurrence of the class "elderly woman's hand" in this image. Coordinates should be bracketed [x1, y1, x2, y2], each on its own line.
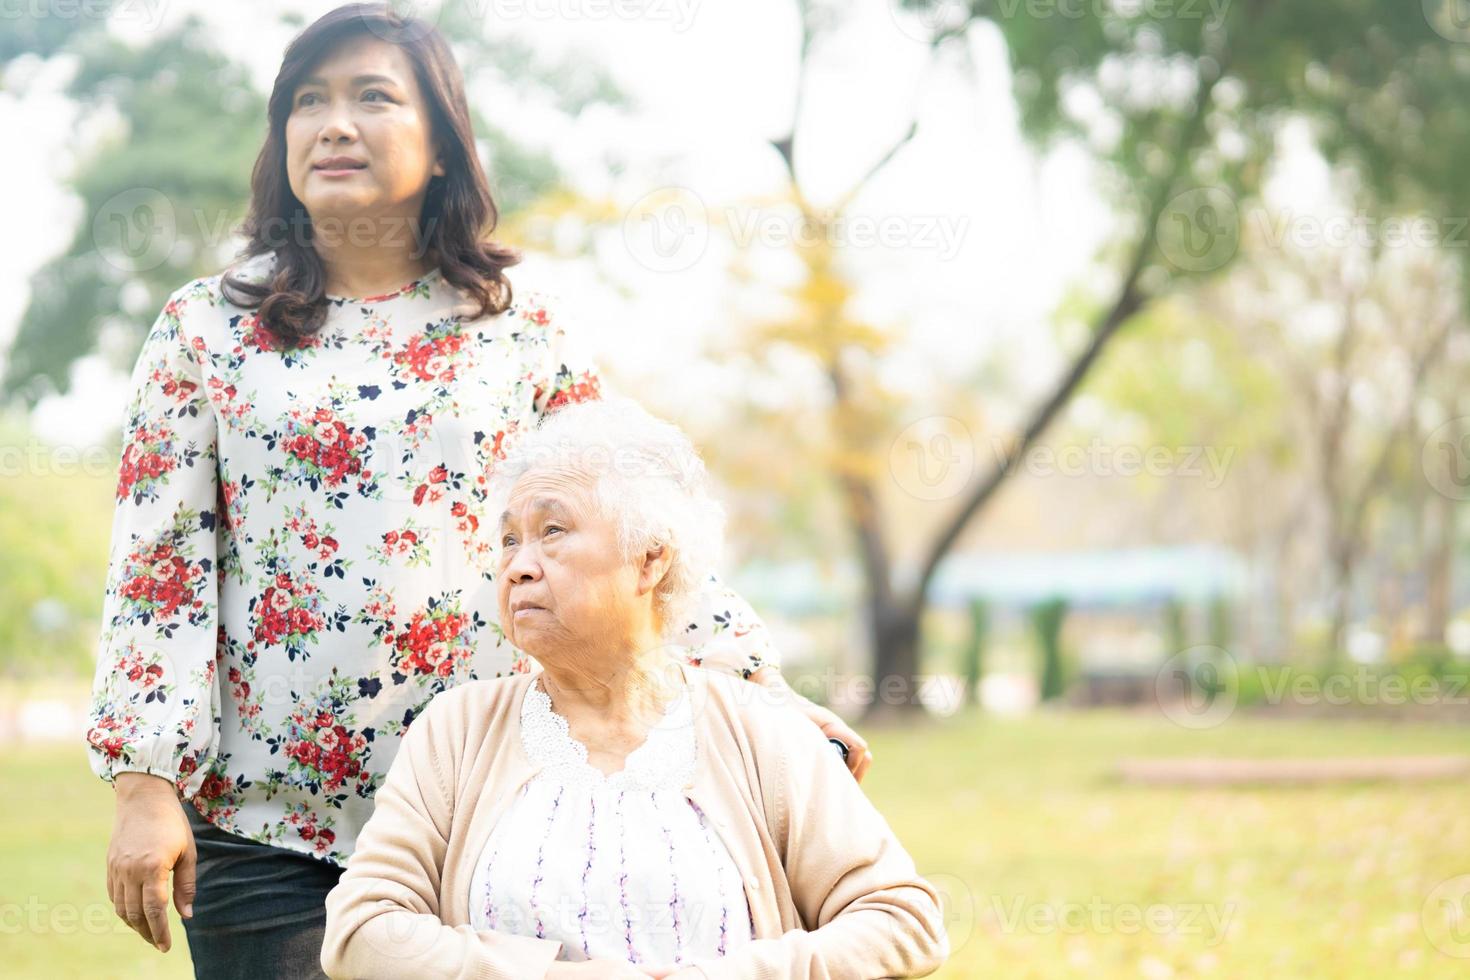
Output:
[750, 667, 873, 783]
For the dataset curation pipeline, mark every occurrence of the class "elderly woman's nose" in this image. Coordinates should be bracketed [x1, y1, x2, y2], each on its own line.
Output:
[503, 543, 542, 582]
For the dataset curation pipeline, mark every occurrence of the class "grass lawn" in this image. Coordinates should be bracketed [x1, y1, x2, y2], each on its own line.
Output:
[4, 709, 1468, 978]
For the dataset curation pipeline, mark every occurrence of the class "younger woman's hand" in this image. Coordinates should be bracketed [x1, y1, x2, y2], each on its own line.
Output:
[750, 667, 873, 783]
[107, 772, 195, 951]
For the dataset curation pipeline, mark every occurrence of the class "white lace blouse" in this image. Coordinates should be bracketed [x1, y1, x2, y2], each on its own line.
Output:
[468, 674, 755, 967]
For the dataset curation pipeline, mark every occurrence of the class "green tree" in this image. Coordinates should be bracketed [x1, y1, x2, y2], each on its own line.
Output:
[962, 598, 989, 709]
[0, 416, 116, 677]
[759, 0, 1470, 716]
[1031, 597, 1069, 702]
[1, 5, 624, 408]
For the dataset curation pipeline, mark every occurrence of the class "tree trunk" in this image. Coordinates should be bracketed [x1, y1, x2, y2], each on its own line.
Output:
[1325, 539, 1356, 667]
[1422, 488, 1454, 646]
[864, 600, 924, 724]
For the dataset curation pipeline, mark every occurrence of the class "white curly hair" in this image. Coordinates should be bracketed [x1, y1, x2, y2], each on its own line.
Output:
[488, 397, 727, 638]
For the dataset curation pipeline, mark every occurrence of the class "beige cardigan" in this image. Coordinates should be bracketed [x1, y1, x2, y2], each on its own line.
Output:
[320, 664, 949, 979]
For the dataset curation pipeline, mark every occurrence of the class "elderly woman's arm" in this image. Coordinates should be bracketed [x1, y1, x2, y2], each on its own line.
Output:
[319, 694, 563, 979]
[689, 698, 950, 980]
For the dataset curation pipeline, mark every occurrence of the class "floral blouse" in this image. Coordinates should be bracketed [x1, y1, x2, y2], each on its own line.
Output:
[84, 253, 780, 865]
[469, 672, 754, 966]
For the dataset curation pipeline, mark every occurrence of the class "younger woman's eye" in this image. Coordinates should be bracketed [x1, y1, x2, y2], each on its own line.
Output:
[296, 91, 321, 107]
[362, 89, 392, 102]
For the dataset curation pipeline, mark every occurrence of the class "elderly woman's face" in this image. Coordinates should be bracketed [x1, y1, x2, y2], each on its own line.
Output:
[284, 35, 444, 223]
[496, 468, 654, 657]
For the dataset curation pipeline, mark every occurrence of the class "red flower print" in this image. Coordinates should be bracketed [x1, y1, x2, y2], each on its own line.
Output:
[117, 540, 206, 628]
[391, 322, 467, 384]
[279, 406, 367, 489]
[536, 370, 602, 414]
[251, 572, 328, 657]
[115, 422, 181, 503]
[386, 597, 481, 682]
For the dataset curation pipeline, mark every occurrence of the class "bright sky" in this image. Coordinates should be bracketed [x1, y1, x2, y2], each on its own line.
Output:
[1, 0, 1323, 448]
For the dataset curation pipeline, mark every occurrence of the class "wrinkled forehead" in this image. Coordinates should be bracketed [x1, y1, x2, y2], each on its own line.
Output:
[497, 465, 600, 528]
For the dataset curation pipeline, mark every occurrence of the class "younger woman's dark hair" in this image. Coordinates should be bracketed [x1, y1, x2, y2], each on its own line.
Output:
[222, 2, 520, 344]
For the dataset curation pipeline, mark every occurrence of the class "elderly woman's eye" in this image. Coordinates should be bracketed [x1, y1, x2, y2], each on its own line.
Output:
[544, 525, 563, 536]
[501, 535, 517, 548]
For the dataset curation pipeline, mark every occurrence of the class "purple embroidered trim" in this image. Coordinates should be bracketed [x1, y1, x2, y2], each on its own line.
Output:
[482, 848, 500, 930]
[617, 790, 640, 963]
[480, 831, 504, 926]
[578, 794, 597, 958]
[530, 784, 566, 939]
[656, 795, 686, 962]
[481, 778, 531, 930]
[687, 798, 731, 955]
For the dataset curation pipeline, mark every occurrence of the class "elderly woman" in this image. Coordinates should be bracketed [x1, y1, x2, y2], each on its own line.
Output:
[319, 399, 948, 979]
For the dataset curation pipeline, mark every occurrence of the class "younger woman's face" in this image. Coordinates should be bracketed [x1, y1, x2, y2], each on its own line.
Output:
[284, 35, 445, 226]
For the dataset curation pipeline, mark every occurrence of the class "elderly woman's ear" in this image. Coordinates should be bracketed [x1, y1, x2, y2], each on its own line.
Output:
[637, 543, 675, 598]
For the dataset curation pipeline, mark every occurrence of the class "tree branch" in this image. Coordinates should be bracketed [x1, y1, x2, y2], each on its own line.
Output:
[1342, 312, 1457, 548]
[910, 57, 1228, 604]
[831, 120, 920, 215]
[770, 0, 819, 184]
